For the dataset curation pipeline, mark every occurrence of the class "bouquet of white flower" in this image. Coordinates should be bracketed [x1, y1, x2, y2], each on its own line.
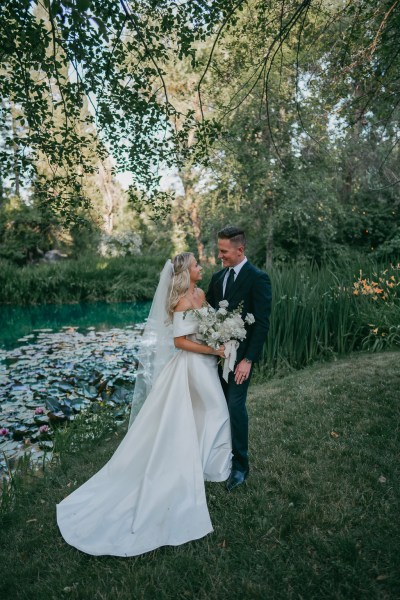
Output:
[191, 300, 255, 382]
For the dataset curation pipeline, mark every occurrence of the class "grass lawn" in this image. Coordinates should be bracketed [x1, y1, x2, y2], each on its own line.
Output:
[1, 351, 399, 600]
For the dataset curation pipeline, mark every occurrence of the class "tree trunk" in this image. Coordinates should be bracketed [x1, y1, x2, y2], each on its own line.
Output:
[11, 103, 20, 198]
[180, 171, 206, 263]
[265, 191, 274, 269]
[189, 199, 206, 263]
[98, 160, 115, 234]
[341, 83, 364, 204]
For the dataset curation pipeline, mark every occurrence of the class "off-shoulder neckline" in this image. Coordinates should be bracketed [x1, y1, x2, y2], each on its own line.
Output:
[173, 305, 209, 315]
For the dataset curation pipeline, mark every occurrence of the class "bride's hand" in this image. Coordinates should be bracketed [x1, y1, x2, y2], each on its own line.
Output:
[214, 345, 225, 358]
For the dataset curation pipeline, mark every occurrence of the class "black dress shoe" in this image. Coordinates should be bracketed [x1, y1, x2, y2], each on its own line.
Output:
[226, 469, 249, 492]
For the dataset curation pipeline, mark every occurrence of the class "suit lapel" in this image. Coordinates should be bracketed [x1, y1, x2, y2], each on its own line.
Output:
[215, 268, 228, 302]
[233, 261, 252, 289]
[224, 261, 252, 302]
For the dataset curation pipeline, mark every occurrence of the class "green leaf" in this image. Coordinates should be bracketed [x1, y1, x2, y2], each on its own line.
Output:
[76, 0, 91, 11]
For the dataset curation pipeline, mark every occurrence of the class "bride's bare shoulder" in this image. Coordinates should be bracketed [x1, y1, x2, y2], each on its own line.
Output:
[196, 288, 206, 301]
[174, 297, 193, 313]
[174, 288, 205, 313]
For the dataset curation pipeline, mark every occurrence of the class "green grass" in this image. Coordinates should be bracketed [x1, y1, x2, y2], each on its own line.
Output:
[1, 351, 399, 599]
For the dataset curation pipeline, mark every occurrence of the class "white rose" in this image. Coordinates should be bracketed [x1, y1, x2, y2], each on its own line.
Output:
[219, 300, 229, 308]
[245, 313, 255, 324]
[217, 308, 228, 316]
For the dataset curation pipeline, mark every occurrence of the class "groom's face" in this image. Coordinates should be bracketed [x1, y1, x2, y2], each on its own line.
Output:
[217, 238, 244, 268]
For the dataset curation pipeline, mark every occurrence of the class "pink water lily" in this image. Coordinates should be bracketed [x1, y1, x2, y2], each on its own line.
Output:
[39, 425, 49, 434]
[35, 407, 45, 414]
[0, 428, 10, 436]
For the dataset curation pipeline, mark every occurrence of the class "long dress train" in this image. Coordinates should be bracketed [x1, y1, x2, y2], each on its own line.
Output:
[56, 309, 232, 557]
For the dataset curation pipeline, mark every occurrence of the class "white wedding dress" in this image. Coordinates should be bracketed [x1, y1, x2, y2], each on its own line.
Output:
[56, 309, 232, 557]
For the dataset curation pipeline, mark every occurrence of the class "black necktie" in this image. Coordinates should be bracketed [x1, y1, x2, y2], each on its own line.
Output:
[224, 268, 235, 298]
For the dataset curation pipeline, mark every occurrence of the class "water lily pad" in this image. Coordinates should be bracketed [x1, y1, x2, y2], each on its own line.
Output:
[79, 385, 98, 400]
[11, 385, 29, 392]
[0, 440, 21, 456]
[114, 409, 126, 420]
[34, 415, 50, 425]
[12, 425, 29, 440]
[48, 411, 67, 422]
[45, 397, 62, 413]
[110, 388, 130, 404]
[39, 440, 54, 451]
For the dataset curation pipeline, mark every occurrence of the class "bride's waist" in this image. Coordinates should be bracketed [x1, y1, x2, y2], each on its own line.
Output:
[185, 334, 214, 355]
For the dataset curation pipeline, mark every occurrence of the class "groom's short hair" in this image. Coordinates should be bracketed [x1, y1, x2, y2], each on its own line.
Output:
[218, 226, 246, 248]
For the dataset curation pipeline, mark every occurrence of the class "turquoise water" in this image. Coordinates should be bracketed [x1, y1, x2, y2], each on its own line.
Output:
[0, 301, 151, 349]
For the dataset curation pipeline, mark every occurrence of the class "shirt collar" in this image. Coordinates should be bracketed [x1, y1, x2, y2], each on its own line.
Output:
[230, 256, 247, 275]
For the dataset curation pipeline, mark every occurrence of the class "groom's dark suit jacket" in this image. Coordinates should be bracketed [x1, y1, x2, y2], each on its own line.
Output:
[206, 261, 272, 364]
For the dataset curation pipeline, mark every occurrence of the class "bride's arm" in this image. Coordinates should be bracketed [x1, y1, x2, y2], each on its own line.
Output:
[173, 290, 223, 355]
[174, 335, 225, 357]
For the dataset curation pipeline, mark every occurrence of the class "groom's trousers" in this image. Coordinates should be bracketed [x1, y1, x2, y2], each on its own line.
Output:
[220, 367, 253, 474]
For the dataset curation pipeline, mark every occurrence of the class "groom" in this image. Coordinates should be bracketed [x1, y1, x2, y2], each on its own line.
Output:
[206, 226, 272, 491]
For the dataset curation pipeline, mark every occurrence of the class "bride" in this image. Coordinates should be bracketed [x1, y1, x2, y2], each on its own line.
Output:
[56, 252, 232, 557]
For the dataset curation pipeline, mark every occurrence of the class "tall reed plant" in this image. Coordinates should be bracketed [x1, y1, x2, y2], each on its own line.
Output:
[257, 258, 399, 377]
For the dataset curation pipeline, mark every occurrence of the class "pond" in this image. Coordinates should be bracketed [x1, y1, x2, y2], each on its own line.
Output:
[0, 301, 151, 479]
[0, 301, 151, 349]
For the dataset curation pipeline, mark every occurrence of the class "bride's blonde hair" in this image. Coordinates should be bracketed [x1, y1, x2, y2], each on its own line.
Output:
[166, 252, 194, 321]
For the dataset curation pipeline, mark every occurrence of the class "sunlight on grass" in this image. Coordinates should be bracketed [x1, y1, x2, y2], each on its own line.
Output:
[95, 261, 109, 270]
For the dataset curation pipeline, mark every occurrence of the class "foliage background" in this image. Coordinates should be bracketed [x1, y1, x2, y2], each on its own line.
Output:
[0, 0, 399, 270]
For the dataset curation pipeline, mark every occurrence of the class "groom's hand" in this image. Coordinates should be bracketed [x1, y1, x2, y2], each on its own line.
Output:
[234, 359, 252, 385]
